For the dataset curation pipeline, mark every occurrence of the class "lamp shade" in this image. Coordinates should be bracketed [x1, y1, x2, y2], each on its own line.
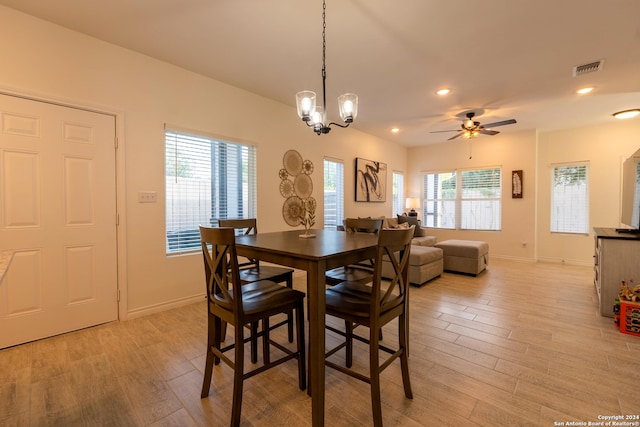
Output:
[338, 93, 358, 123]
[405, 198, 420, 210]
[296, 91, 316, 120]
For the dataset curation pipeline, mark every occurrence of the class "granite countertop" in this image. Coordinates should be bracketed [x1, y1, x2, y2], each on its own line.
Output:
[0, 250, 15, 284]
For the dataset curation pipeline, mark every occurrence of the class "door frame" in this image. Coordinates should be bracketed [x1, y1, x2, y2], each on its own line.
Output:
[0, 86, 129, 321]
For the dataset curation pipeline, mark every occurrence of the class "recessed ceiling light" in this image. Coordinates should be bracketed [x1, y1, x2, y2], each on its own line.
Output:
[391, 127, 400, 133]
[436, 88, 450, 96]
[613, 109, 640, 119]
[577, 87, 593, 94]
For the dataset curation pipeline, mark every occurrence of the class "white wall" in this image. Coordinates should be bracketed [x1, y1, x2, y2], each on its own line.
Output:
[0, 6, 407, 316]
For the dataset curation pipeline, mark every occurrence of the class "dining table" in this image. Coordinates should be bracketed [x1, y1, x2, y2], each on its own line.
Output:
[235, 228, 378, 426]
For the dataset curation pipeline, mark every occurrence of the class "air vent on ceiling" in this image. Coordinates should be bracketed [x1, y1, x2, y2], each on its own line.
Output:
[572, 60, 604, 76]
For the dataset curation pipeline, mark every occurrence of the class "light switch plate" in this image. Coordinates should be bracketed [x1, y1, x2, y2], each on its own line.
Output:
[138, 191, 157, 203]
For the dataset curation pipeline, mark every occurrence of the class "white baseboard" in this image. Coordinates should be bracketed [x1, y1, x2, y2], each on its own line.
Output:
[126, 293, 205, 320]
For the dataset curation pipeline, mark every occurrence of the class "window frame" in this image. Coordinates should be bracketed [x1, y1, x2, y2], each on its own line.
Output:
[165, 127, 257, 254]
[323, 157, 344, 229]
[392, 171, 405, 217]
[422, 167, 502, 231]
[550, 162, 589, 235]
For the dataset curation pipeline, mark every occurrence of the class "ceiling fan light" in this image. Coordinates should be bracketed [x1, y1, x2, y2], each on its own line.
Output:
[296, 91, 316, 121]
[613, 109, 640, 120]
[338, 93, 358, 123]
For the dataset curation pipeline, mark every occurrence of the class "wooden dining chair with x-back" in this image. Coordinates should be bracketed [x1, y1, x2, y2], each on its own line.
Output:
[324, 225, 415, 427]
[219, 218, 296, 363]
[325, 217, 383, 286]
[199, 226, 306, 426]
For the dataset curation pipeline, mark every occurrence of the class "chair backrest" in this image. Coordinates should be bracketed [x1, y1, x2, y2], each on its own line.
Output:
[371, 226, 415, 315]
[199, 226, 244, 321]
[344, 218, 383, 234]
[218, 218, 257, 235]
[218, 218, 259, 269]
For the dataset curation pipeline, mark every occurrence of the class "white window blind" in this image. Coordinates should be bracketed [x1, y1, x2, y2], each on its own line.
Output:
[423, 167, 502, 230]
[550, 164, 589, 234]
[423, 171, 456, 229]
[392, 171, 404, 217]
[165, 129, 257, 253]
[324, 158, 344, 229]
[460, 168, 502, 231]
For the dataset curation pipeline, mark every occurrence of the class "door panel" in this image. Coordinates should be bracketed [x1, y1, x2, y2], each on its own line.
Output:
[0, 94, 118, 349]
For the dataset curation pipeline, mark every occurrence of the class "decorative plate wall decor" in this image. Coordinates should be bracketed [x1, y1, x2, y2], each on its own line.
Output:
[279, 150, 316, 235]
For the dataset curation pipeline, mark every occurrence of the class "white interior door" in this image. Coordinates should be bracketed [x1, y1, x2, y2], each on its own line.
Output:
[0, 94, 118, 349]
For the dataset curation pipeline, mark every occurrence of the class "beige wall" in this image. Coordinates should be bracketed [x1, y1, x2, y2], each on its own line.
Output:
[406, 121, 640, 266]
[1, 6, 638, 318]
[407, 129, 538, 262]
[0, 6, 407, 317]
[537, 120, 640, 265]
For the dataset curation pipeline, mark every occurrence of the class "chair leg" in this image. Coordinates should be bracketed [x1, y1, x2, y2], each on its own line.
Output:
[286, 275, 294, 343]
[231, 319, 245, 426]
[250, 321, 258, 363]
[200, 315, 217, 398]
[345, 320, 353, 368]
[399, 312, 413, 399]
[263, 317, 271, 365]
[296, 301, 307, 390]
[370, 326, 383, 427]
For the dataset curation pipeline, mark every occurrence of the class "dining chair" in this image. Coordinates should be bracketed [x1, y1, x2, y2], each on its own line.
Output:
[324, 226, 414, 427]
[219, 218, 296, 363]
[325, 218, 383, 286]
[199, 226, 306, 427]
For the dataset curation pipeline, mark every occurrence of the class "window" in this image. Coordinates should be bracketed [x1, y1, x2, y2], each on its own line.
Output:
[392, 171, 404, 217]
[324, 158, 344, 229]
[550, 164, 589, 234]
[423, 167, 502, 230]
[165, 128, 256, 253]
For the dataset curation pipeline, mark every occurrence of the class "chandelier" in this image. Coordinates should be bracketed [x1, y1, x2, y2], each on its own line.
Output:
[295, 0, 358, 135]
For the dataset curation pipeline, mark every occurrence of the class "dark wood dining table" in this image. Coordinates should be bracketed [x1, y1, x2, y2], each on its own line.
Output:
[235, 228, 378, 426]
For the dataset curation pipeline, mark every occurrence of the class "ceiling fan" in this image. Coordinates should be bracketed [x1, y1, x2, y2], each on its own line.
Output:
[431, 111, 517, 140]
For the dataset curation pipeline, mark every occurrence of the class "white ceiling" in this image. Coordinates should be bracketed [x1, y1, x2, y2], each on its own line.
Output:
[2, 0, 639, 146]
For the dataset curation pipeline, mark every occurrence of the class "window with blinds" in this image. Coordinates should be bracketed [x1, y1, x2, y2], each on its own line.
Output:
[423, 171, 456, 229]
[550, 164, 589, 234]
[165, 128, 257, 254]
[392, 171, 404, 217]
[324, 158, 344, 229]
[460, 168, 502, 230]
[423, 167, 502, 230]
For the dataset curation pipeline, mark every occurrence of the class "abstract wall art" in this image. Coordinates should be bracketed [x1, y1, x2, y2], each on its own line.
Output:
[355, 157, 387, 202]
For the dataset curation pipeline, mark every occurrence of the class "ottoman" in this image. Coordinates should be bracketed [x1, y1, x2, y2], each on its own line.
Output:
[381, 245, 443, 287]
[434, 239, 489, 276]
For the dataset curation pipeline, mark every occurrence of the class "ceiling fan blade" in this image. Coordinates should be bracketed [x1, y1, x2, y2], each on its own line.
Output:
[429, 129, 460, 133]
[447, 132, 464, 140]
[480, 129, 499, 136]
[481, 119, 517, 128]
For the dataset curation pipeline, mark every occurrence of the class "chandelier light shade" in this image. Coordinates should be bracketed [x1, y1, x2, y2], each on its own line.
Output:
[296, 0, 358, 135]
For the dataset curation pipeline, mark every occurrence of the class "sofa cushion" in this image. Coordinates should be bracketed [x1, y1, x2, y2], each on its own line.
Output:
[412, 235, 436, 246]
[397, 215, 424, 237]
[407, 246, 443, 266]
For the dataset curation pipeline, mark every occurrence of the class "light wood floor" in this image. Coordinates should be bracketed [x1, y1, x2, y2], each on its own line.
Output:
[1, 259, 639, 426]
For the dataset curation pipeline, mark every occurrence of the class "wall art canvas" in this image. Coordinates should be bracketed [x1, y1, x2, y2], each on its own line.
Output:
[512, 170, 523, 198]
[355, 157, 387, 202]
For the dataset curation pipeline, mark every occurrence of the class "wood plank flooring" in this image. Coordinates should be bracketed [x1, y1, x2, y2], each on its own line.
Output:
[1, 259, 639, 426]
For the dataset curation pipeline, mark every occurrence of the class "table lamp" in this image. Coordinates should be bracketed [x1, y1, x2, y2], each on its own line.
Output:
[405, 198, 420, 217]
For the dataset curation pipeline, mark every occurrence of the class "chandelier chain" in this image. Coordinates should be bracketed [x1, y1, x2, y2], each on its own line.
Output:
[321, 0, 327, 112]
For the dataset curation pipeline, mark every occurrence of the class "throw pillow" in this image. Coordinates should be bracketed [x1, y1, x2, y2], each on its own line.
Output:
[397, 214, 422, 237]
